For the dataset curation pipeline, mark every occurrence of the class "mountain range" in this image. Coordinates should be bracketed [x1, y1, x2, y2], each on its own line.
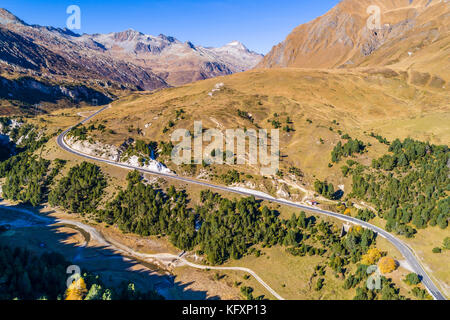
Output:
[85, 30, 263, 86]
[0, 8, 263, 90]
[0, 0, 448, 107]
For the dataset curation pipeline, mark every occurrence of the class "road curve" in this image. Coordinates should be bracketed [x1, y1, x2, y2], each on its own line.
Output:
[57, 105, 446, 301]
[181, 261, 285, 300]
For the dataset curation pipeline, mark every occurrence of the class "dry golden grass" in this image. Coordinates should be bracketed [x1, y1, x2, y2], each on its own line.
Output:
[223, 245, 354, 300]
[401, 227, 450, 298]
[78, 68, 449, 194]
[16, 67, 448, 300]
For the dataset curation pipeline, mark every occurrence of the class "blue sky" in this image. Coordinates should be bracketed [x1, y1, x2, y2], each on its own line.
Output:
[1, 0, 339, 54]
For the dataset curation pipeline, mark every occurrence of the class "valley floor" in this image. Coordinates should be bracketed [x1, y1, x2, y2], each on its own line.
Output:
[0, 192, 433, 301]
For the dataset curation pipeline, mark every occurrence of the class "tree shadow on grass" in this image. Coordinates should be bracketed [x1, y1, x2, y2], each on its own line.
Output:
[0, 203, 218, 300]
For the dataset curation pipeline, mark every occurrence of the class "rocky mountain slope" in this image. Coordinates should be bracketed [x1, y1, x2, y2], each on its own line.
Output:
[258, 0, 449, 82]
[85, 30, 263, 86]
[0, 10, 167, 91]
[0, 8, 262, 89]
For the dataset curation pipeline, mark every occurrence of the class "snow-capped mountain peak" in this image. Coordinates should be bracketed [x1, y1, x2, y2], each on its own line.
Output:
[80, 30, 263, 83]
[225, 41, 247, 51]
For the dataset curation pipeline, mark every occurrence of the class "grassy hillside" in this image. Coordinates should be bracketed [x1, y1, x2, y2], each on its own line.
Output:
[1, 90, 446, 299]
[69, 68, 448, 297]
[83, 68, 449, 192]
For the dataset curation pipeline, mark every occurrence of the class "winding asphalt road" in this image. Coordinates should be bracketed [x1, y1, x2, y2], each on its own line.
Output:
[56, 105, 447, 301]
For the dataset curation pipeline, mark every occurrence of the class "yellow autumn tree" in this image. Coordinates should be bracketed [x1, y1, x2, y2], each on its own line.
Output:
[378, 257, 397, 274]
[344, 208, 352, 216]
[65, 277, 88, 300]
[349, 225, 362, 234]
[361, 248, 382, 265]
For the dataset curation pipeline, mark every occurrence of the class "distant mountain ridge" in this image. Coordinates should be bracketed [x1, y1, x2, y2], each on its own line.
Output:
[0, 8, 263, 89]
[84, 29, 263, 85]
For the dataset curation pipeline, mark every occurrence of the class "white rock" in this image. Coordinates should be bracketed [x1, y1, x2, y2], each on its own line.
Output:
[67, 137, 172, 174]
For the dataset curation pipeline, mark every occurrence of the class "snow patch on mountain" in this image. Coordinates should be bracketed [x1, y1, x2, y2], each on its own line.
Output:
[82, 31, 263, 76]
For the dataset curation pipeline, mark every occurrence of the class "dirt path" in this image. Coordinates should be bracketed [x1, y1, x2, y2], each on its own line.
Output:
[0, 203, 285, 300]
